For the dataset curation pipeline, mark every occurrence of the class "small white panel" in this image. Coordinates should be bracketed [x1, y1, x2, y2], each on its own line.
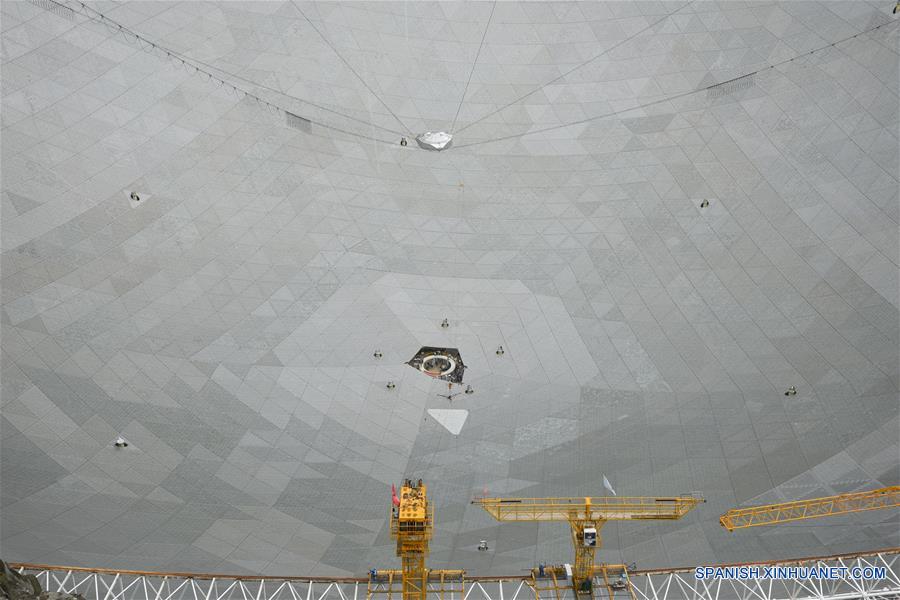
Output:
[427, 409, 469, 435]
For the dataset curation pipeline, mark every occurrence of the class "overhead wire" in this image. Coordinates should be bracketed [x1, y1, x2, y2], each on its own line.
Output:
[452, 1, 695, 135]
[151, 46, 407, 138]
[449, 0, 497, 134]
[37, 0, 897, 154]
[451, 18, 900, 150]
[288, 0, 415, 137]
[39, 0, 404, 145]
[448, 1, 786, 137]
[108, 0, 400, 138]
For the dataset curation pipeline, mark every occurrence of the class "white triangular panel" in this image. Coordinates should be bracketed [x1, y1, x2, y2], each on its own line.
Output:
[427, 409, 469, 435]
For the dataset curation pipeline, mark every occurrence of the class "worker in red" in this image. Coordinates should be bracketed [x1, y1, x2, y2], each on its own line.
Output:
[391, 483, 401, 517]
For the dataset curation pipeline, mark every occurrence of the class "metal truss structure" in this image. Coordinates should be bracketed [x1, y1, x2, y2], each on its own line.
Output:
[627, 551, 900, 600]
[719, 487, 900, 531]
[473, 494, 704, 595]
[12, 548, 900, 600]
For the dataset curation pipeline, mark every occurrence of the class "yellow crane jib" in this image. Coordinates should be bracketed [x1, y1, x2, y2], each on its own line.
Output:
[720, 486, 900, 532]
[472, 494, 704, 597]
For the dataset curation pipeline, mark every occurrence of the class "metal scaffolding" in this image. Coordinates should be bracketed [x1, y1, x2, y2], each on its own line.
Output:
[12, 548, 900, 600]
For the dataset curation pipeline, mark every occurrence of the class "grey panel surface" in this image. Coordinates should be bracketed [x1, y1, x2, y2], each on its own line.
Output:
[1, 0, 898, 577]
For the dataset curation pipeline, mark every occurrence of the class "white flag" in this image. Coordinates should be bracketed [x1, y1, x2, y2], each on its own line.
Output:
[602, 475, 616, 496]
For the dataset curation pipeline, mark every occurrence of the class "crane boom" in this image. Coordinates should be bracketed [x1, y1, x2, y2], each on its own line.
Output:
[475, 495, 704, 521]
[474, 493, 703, 598]
[720, 486, 900, 531]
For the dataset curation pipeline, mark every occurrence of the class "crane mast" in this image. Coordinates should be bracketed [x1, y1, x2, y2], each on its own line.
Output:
[369, 480, 463, 600]
[474, 494, 704, 597]
[567, 497, 600, 593]
[720, 486, 900, 531]
[391, 479, 433, 600]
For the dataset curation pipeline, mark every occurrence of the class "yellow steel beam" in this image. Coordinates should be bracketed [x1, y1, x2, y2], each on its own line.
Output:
[472, 495, 705, 522]
[720, 486, 900, 532]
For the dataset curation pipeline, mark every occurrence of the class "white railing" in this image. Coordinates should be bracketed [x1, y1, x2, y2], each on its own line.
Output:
[11, 548, 900, 600]
[628, 550, 900, 600]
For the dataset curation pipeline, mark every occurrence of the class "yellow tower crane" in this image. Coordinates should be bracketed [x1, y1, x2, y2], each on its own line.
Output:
[392, 479, 432, 600]
[368, 480, 464, 600]
[473, 494, 704, 598]
[720, 486, 900, 531]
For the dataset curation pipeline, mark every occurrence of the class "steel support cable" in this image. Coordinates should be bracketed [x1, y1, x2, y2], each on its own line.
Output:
[449, 0, 497, 133]
[451, 18, 900, 150]
[452, 1, 695, 136]
[154, 46, 408, 138]
[83, 0, 404, 137]
[40, 0, 404, 145]
[288, 0, 415, 137]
